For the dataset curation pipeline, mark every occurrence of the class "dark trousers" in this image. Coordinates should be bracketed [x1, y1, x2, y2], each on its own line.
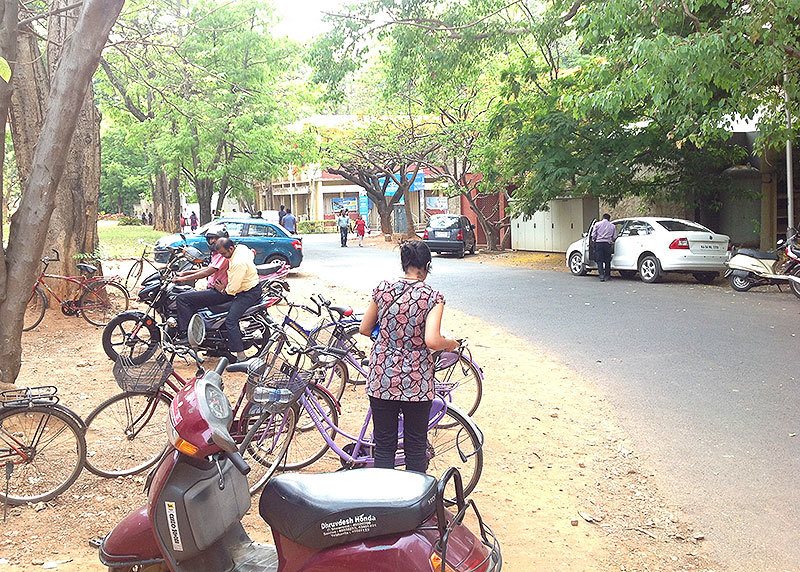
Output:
[369, 397, 432, 473]
[596, 241, 613, 279]
[176, 284, 262, 352]
[339, 227, 348, 246]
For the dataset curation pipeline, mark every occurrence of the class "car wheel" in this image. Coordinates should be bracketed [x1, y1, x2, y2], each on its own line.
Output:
[568, 252, 587, 276]
[469, 242, 476, 254]
[457, 246, 465, 259]
[693, 272, 718, 285]
[619, 270, 637, 279]
[729, 275, 753, 292]
[265, 254, 289, 266]
[638, 255, 662, 283]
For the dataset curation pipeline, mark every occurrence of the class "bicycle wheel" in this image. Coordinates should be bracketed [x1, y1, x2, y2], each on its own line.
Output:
[434, 355, 483, 419]
[424, 406, 483, 502]
[23, 286, 47, 332]
[124, 260, 144, 292]
[239, 406, 296, 495]
[79, 281, 130, 326]
[307, 361, 348, 402]
[283, 386, 338, 470]
[84, 392, 171, 478]
[0, 405, 86, 505]
[103, 312, 161, 363]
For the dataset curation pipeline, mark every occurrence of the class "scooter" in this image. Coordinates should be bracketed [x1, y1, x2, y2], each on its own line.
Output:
[725, 227, 800, 298]
[98, 353, 502, 572]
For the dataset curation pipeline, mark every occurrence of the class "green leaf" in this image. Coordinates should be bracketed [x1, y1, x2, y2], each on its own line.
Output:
[0, 57, 11, 83]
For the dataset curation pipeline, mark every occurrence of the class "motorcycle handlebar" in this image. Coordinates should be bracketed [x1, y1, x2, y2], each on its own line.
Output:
[225, 451, 251, 476]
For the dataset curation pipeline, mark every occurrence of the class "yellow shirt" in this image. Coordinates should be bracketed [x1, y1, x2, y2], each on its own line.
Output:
[225, 245, 259, 295]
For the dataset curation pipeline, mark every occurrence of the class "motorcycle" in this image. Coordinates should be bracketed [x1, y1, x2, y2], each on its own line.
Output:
[98, 353, 502, 572]
[102, 244, 288, 363]
[724, 227, 800, 298]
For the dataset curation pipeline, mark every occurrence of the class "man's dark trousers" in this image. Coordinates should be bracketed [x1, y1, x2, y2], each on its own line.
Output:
[223, 284, 262, 352]
[340, 226, 348, 247]
[176, 288, 231, 334]
[596, 241, 613, 280]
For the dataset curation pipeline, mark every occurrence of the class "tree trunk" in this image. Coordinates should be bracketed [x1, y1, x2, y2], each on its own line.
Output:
[214, 175, 229, 218]
[403, 192, 416, 238]
[0, 0, 18, 318]
[152, 170, 180, 232]
[0, 0, 125, 385]
[196, 178, 214, 224]
[9, 31, 47, 186]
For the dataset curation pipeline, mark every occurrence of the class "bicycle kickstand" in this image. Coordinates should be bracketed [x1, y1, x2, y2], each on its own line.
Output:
[3, 461, 12, 522]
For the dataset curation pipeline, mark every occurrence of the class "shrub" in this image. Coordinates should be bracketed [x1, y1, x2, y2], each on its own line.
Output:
[298, 220, 337, 234]
[118, 216, 143, 226]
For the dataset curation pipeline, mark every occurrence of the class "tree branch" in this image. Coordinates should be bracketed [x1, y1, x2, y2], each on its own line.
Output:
[18, 1, 83, 28]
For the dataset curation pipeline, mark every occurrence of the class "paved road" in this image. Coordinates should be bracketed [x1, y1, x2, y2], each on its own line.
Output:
[300, 233, 800, 570]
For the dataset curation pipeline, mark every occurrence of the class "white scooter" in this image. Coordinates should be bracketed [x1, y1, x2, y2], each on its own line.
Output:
[724, 228, 800, 297]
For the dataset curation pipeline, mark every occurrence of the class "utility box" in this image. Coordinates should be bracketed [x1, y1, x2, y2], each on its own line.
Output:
[511, 197, 599, 252]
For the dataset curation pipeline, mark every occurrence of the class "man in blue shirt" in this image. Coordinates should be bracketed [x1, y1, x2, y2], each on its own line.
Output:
[282, 208, 297, 234]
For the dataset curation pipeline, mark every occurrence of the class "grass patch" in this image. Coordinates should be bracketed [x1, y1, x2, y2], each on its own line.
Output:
[97, 220, 170, 259]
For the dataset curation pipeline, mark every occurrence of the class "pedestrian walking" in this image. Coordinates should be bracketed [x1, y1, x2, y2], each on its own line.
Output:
[278, 205, 287, 227]
[591, 213, 617, 282]
[282, 208, 298, 234]
[355, 214, 367, 247]
[147, 211, 153, 226]
[190, 211, 198, 231]
[337, 210, 351, 247]
[141, 211, 147, 225]
[358, 241, 459, 473]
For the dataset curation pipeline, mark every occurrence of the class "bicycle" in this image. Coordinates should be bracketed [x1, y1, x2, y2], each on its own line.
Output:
[82, 338, 297, 481]
[123, 240, 163, 291]
[23, 249, 130, 331]
[306, 293, 483, 418]
[241, 326, 484, 502]
[0, 386, 86, 506]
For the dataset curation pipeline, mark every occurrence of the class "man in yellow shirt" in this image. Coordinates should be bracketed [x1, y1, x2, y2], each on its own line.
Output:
[213, 237, 262, 361]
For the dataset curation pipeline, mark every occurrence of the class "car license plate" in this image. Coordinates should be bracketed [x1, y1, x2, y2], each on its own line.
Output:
[435, 231, 449, 238]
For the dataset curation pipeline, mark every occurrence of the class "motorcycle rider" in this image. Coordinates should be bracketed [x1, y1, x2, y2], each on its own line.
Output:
[212, 237, 262, 362]
[174, 226, 230, 341]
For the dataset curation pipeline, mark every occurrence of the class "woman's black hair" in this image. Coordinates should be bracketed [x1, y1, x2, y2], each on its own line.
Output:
[400, 240, 432, 273]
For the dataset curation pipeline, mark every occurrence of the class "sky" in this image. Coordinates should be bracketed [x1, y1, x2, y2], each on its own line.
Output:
[271, 0, 341, 42]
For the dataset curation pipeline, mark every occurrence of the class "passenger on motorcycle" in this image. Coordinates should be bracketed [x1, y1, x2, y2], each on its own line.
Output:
[174, 226, 230, 340]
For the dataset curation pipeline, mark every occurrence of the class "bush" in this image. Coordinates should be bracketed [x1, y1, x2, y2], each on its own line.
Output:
[298, 220, 337, 234]
[118, 216, 143, 226]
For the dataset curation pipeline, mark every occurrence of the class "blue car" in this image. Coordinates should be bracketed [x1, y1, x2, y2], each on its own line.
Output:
[154, 217, 303, 267]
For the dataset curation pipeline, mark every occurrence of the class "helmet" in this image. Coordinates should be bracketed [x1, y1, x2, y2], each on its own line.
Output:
[205, 225, 229, 245]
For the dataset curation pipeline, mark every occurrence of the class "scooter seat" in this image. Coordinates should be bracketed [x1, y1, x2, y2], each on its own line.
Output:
[737, 248, 778, 261]
[259, 468, 437, 550]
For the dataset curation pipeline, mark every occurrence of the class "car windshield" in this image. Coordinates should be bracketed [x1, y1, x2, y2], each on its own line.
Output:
[428, 216, 460, 230]
[657, 220, 710, 232]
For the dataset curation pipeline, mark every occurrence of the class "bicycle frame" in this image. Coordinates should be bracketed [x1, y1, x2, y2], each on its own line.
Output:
[297, 384, 453, 468]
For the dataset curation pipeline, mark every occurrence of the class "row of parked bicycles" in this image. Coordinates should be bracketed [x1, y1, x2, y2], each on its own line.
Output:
[3, 244, 486, 501]
[3, 242, 500, 570]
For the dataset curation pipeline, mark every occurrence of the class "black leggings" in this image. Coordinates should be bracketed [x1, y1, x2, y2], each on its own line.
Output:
[369, 397, 432, 473]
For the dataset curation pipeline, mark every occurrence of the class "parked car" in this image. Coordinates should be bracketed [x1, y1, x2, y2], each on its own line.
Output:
[423, 214, 477, 258]
[154, 217, 303, 267]
[566, 217, 730, 284]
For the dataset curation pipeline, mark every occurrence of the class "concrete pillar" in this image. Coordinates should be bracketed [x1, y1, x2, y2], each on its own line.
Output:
[760, 150, 777, 250]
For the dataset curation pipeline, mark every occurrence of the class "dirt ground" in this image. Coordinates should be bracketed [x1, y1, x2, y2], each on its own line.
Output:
[0, 266, 721, 571]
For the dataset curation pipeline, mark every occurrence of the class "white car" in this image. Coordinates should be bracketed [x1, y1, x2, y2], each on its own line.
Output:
[566, 217, 730, 284]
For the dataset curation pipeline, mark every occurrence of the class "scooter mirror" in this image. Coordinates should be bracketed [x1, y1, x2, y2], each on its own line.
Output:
[188, 314, 206, 348]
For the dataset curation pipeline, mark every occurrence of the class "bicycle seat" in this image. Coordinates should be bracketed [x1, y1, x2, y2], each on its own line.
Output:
[329, 305, 353, 317]
[260, 469, 437, 550]
[77, 263, 98, 274]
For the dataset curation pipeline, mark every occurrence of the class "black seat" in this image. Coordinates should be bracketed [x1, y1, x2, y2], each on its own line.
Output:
[329, 304, 353, 317]
[259, 469, 437, 550]
[737, 248, 778, 261]
[77, 263, 97, 274]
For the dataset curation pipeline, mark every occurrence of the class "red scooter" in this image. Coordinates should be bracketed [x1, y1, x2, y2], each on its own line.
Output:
[99, 356, 501, 572]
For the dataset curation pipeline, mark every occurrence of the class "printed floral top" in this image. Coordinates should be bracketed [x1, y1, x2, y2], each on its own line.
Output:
[367, 279, 445, 401]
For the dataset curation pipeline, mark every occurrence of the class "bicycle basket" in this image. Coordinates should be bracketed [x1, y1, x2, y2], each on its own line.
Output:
[113, 351, 173, 392]
[245, 353, 305, 409]
[306, 323, 350, 365]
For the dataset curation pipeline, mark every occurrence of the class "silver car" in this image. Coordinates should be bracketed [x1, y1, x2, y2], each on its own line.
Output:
[566, 217, 730, 283]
